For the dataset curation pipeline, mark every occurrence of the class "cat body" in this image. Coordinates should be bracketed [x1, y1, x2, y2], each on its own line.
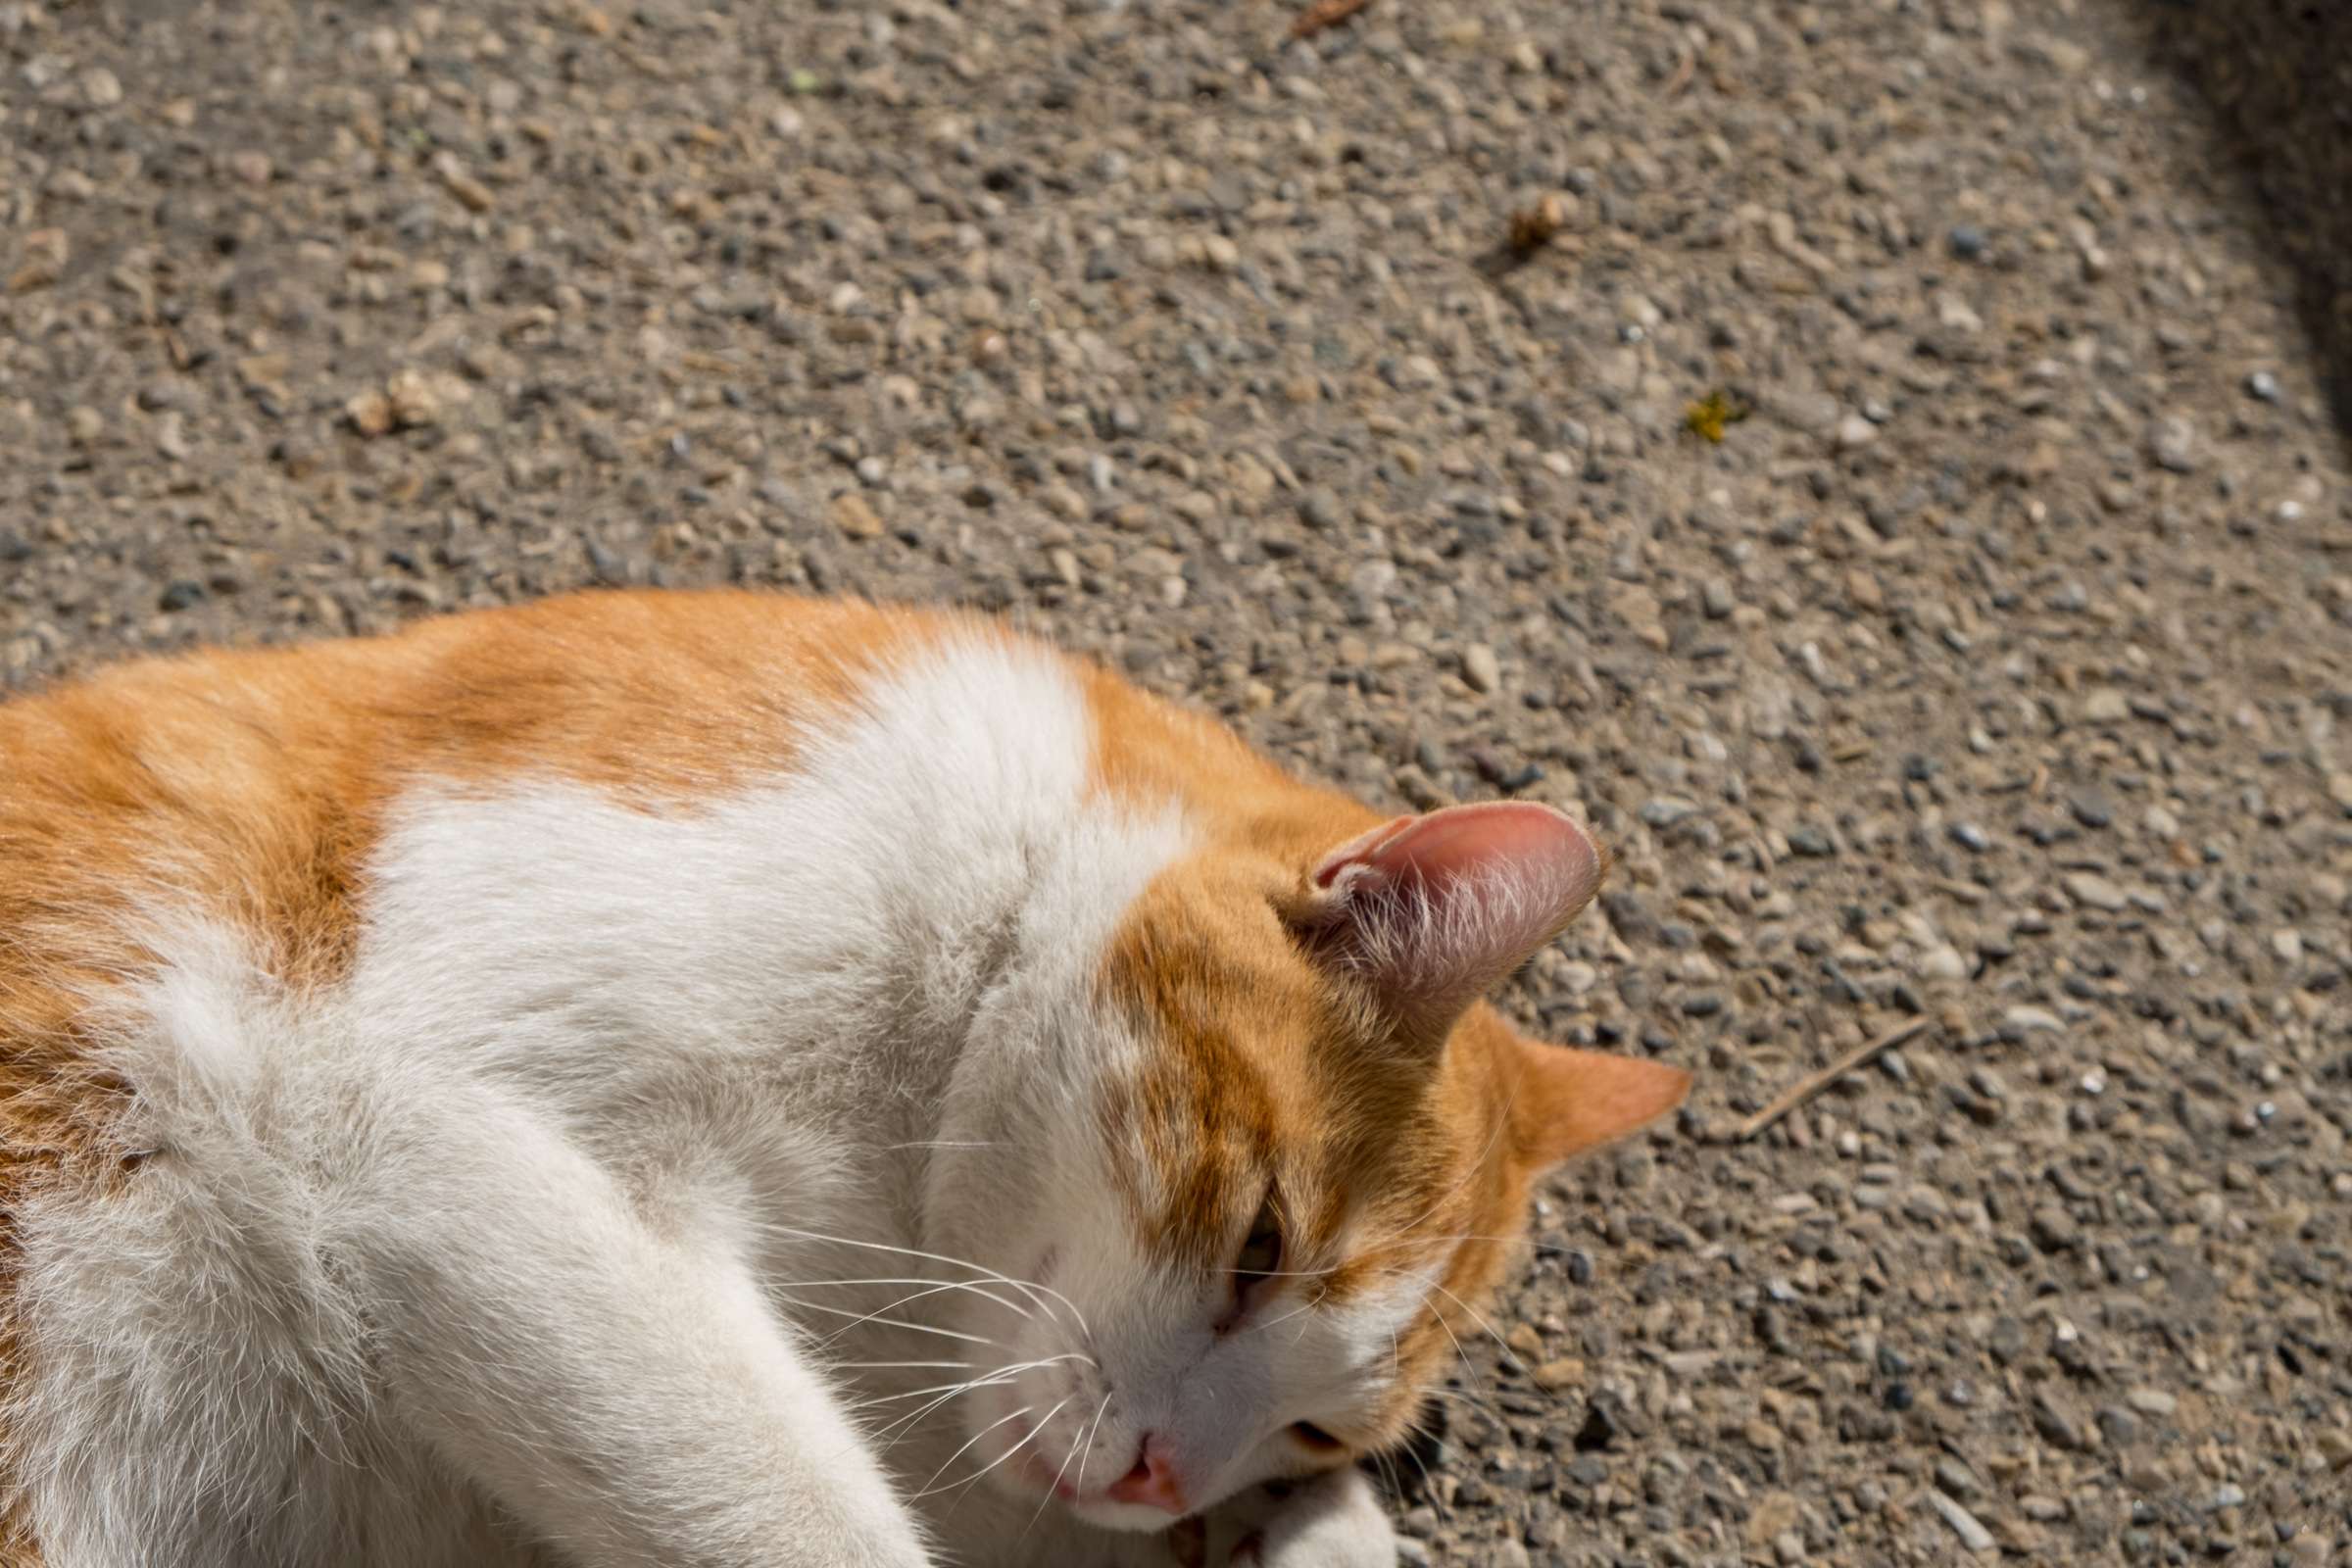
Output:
[0, 592, 1686, 1568]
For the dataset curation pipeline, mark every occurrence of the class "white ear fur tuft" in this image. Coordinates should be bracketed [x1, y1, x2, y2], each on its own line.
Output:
[1288, 802, 1605, 1040]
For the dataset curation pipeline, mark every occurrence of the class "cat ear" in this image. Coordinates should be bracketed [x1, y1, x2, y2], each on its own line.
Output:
[1286, 802, 1607, 1041]
[1507, 1039, 1691, 1171]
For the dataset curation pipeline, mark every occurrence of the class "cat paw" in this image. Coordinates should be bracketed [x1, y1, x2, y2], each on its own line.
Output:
[1213, 1470, 1397, 1568]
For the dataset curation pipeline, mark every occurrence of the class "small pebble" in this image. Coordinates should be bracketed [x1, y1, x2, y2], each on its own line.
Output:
[1927, 1490, 1996, 1553]
[2147, 414, 2200, 473]
[1835, 413, 1880, 453]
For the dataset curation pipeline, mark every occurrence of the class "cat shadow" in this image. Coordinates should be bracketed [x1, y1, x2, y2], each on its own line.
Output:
[2123, 0, 2352, 447]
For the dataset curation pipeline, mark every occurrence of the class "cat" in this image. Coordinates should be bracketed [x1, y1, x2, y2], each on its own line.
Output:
[0, 590, 1689, 1568]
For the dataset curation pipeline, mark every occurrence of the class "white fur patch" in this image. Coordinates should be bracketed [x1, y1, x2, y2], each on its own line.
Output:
[7, 631, 1196, 1568]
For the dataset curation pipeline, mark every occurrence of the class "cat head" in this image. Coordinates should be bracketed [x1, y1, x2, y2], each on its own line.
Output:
[935, 799, 1688, 1530]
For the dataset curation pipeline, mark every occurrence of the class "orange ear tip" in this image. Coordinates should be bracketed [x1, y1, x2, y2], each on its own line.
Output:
[1613, 1060, 1694, 1124]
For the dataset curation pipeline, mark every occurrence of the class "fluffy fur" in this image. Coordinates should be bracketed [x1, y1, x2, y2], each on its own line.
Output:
[0, 591, 1688, 1568]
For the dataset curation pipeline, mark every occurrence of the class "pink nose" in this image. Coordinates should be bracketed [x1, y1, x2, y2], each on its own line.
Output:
[1105, 1435, 1189, 1513]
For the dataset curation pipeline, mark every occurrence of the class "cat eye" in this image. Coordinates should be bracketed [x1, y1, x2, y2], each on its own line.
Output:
[1229, 1199, 1284, 1306]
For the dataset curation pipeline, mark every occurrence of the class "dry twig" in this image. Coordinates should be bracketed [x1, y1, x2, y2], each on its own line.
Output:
[1731, 1017, 1933, 1142]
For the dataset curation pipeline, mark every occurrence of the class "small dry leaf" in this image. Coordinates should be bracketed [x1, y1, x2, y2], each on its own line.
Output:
[1506, 195, 1568, 256]
[1291, 0, 1372, 40]
[1684, 390, 1750, 444]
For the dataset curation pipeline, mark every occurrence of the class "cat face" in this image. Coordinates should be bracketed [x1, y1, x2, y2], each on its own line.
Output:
[943, 803, 1688, 1528]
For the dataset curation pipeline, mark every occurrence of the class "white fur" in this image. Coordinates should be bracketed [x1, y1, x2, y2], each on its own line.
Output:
[6, 633, 1413, 1568]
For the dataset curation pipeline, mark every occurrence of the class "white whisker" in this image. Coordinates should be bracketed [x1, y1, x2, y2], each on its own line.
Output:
[935, 1395, 1069, 1500]
[765, 1224, 1093, 1342]
[1420, 1296, 1487, 1400]
[1395, 1436, 1446, 1525]
[852, 1380, 997, 1413]
[866, 1362, 1065, 1453]
[910, 1403, 1032, 1498]
[774, 1297, 996, 1347]
[1247, 1295, 1321, 1339]
[1368, 1264, 1528, 1406]
[1421, 1280, 1517, 1369]
[813, 1283, 1027, 1348]
[1415, 1385, 1505, 1423]
[1015, 1395, 1091, 1544]
[1072, 1390, 1112, 1498]
[847, 1354, 1089, 1415]
[788, 1276, 1030, 1318]
[869, 1385, 984, 1451]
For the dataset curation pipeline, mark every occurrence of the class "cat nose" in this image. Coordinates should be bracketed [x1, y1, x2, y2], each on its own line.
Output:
[1105, 1434, 1189, 1513]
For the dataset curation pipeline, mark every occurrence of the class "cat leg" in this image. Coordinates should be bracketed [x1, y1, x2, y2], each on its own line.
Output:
[342, 1082, 930, 1568]
[1199, 1471, 1399, 1568]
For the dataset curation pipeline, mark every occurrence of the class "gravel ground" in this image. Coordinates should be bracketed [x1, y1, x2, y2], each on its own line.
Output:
[5, 0, 2352, 1562]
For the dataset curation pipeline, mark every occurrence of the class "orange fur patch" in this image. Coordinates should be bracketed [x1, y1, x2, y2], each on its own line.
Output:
[1085, 669, 1688, 1455]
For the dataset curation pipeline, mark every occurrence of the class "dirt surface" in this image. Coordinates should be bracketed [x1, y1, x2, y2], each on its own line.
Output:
[5, 0, 2351, 1562]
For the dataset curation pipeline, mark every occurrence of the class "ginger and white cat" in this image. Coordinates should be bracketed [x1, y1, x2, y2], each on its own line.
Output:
[0, 591, 1688, 1568]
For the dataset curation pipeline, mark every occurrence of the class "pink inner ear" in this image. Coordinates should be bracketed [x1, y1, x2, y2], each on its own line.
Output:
[1315, 802, 1601, 911]
[1311, 816, 1412, 890]
[1302, 803, 1607, 1032]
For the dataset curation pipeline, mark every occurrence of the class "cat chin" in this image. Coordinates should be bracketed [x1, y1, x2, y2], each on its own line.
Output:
[1056, 1496, 1209, 1535]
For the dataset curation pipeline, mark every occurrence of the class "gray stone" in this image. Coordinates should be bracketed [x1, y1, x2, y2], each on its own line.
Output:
[1835, 413, 1879, 452]
[2147, 414, 2200, 473]
[2062, 872, 2129, 912]
[1927, 1490, 1996, 1553]
[2032, 1389, 2088, 1450]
